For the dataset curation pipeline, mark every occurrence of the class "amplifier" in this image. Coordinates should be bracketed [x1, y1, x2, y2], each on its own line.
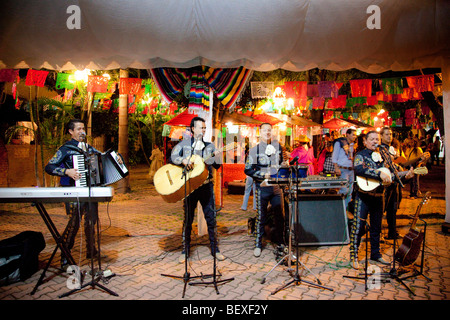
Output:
[290, 194, 349, 246]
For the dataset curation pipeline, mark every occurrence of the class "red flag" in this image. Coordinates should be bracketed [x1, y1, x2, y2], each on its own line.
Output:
[120, 78, 142, 95]
[406, 75, 434, 92]
[87, 76, 109, 93]
[350, 79, 372, 97]
[25, 70, 49, 87]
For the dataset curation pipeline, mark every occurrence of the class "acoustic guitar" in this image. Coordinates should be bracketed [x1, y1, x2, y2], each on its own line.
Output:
[154, 142, 235, 203]
[394, 151, 430, 167]
[395, 192, 431, 266]
[356, 166, 428, 192]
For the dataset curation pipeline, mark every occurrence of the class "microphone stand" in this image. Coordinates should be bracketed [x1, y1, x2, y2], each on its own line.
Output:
[270, 159, 333, 295]
[189, 187, 234, 293]
[377, 145, 421, 295]
[59, 141, 118, 298]
[161, 137, 210, 298]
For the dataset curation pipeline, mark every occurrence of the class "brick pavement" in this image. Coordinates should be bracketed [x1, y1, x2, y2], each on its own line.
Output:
[0, 164, 449, 303]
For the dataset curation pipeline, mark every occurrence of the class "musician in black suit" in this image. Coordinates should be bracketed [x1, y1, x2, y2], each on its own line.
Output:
[244, 123, 287, 257]
[350, 131, 413, 269]
[45, 119, 121, 269]
[379, 127, 402, 240]
[170, 116, 224, 264]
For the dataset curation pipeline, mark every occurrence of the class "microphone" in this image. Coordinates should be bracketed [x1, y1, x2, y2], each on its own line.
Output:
[80, 132, 86, 141]
[290, 156, 299, 165]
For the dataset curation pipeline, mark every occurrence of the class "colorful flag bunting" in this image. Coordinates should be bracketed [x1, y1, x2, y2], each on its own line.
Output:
[25, 70, 49, 87]
[87, 75, 109, 93]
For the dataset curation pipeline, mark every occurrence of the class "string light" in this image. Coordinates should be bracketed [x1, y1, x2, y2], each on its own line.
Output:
[74, 69, 91, 82]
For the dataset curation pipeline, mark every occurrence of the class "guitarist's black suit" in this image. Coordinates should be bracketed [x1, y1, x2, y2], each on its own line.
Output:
[170, 136, 221, 258]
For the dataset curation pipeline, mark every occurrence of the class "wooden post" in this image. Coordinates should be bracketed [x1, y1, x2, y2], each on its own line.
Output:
[117, 69, 130, 193]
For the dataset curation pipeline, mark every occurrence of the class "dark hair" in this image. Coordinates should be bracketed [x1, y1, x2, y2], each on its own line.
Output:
[67, 119, 84, 133]
[189, 116, 205, 132]
[366, 130, 379, 138]
[380, 126, 392, 135]
[346, 128, 356, 135]
[260, 122, 272, 129]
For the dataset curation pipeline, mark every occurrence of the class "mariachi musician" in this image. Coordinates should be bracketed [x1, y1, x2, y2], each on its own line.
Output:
[45, 119, 122, 269]
[244, 122, 287, 258]
[349, 130, 413, 269]
[170, 116, 225, 264]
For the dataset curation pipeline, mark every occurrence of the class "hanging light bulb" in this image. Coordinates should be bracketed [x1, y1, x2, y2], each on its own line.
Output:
[74, 69, 91, 82]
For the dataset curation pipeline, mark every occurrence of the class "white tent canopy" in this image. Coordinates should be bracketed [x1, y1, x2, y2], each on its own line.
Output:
[1, 0, 450, 221]
[0, 0, 449, 73]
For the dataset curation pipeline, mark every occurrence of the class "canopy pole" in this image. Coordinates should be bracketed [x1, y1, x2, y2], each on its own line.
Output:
[117, 69, 130, 193]
[443, 59, 450, 224]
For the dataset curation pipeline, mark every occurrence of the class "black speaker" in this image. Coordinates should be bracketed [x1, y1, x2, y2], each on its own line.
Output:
[291, 193, 349, 246]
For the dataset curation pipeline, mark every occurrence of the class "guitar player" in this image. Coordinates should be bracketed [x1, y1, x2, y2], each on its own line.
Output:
[379, 127, 405, 240]
[169, 116, 225, 264]
[350, 131, 414, 270]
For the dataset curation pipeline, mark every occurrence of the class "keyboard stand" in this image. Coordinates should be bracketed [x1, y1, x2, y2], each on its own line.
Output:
[30, 202, 77, 295]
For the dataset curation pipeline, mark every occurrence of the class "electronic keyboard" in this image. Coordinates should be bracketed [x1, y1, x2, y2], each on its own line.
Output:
[0, 187, 114, 203]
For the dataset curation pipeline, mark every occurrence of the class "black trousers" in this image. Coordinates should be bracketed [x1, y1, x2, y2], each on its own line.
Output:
[255, 185, 285, 248]
[384, 182, 400, 236]
[350, 192, 384, 261]
[182, 182, 219, 255]
[62, 201, 98, 260]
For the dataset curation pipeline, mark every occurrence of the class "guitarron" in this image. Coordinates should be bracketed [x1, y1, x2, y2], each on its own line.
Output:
[395, 192, 431, 266]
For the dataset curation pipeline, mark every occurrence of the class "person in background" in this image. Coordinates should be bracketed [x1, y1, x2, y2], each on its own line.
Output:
[290, 135, 315, 176]
[332, 128, 357, 211]
[433, 136, 441, 166]
[241, 175, 256, 212]
[148, 144, 164, 183]
[405, 139, 424, 198]
[317, 141, 334, 175]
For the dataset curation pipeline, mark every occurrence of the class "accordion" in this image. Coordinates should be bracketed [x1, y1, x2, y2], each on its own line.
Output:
[73, 150, 128, 187]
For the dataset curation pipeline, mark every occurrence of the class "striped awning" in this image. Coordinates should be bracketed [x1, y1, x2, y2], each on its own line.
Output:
[151, 66, 252, 110]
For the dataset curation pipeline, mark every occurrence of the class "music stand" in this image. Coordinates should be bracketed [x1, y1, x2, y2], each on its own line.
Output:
[59, 147, 118, 298]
